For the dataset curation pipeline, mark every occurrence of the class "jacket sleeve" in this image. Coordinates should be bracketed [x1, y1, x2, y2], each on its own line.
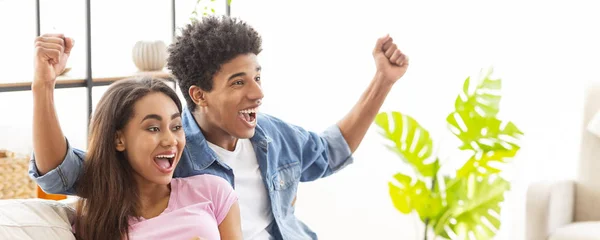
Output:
[295, 124, 355, 182]
[28, 138, 85, 195]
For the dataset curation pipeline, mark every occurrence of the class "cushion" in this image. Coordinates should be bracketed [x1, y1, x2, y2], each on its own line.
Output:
[550, 221, 600, 240]
[0, 198, 75, 239]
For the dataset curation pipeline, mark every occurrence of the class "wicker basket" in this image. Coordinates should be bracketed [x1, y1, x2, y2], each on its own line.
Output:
[0, 150, 37, 199]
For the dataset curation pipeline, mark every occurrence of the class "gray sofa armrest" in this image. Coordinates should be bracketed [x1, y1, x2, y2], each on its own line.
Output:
[526, 180, 575, 240]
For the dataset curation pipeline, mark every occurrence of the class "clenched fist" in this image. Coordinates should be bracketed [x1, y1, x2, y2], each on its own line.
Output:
[372, 34, 409, 85]
[33, 33, 74, 88]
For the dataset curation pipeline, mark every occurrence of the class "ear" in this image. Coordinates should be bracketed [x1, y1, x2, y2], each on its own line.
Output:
[189, 85, 208, 107]
[115, 131, 126, 152]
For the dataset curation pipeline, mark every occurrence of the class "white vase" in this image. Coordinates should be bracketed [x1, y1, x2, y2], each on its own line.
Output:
[132, 40, 167, 71]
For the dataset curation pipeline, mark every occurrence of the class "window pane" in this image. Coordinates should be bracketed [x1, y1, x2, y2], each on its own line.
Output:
[0, 88, 89, 152]
[91, 0, 171, 77]
[0, 0, 36, 84]
[39, 0, 87, 80]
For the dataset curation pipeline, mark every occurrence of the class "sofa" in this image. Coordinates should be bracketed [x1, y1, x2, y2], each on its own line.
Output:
[0, 197, 77, 239]
[526, 84, 600, 240]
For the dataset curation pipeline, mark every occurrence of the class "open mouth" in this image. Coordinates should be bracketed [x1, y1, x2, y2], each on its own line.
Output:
[238, 107, 257, 125]
[154, 153, 175, 171]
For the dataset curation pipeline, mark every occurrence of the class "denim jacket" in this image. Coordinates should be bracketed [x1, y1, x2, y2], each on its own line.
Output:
[29, 108, 354, 239]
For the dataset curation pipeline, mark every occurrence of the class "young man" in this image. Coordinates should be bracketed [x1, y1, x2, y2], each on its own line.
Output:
[30, 16, 409, 239]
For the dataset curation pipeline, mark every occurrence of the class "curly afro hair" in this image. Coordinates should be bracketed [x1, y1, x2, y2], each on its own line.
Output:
[167, 15, 262, 111]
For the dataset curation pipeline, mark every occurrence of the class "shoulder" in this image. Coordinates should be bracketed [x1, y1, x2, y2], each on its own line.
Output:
[172, 174, 235, 207]
[256, 113, 288, 129]
[256, 113, 308, 140]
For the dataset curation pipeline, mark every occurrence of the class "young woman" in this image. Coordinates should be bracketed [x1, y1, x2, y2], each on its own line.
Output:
[31, 33, 242, 240]
[71, 77, 242, 240]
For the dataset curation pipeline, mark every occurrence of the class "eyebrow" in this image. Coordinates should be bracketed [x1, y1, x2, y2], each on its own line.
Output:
[227, 66, 262, 82]
[140, 113, 181, 123]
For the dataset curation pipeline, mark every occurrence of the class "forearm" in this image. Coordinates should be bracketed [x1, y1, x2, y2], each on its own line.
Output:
[337, 73, 394, 152]
[32, 83, 67, 175]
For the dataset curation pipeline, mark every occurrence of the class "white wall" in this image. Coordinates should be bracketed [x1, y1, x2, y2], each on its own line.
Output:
[232, 1, 600, 239]
[2, 0, 600, 239]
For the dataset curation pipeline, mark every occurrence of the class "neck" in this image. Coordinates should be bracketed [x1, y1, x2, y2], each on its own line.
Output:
[134, 175, 171, 219]
[193, 110, 238, 151]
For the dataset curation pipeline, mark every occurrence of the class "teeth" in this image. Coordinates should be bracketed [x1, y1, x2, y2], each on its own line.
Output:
[239, 108, 257, 114]
[156, 154, 175, 159]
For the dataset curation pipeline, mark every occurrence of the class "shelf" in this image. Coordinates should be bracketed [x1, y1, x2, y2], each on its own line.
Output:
[92, 70, 174, 87]
[0, 70, 175, 92]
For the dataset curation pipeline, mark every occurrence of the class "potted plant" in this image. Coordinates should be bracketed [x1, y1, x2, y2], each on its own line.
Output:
[190, 0, 232, 21]
[374, 67, 523, 240]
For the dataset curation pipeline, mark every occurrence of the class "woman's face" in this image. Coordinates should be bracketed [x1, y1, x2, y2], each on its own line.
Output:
[116, 92, 186, 186]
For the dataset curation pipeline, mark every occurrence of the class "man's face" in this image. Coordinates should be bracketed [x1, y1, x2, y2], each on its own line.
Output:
[202, 53, 263, 139]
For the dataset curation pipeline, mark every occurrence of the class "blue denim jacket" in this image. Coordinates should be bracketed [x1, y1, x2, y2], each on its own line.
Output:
[29, 108, 354, 239]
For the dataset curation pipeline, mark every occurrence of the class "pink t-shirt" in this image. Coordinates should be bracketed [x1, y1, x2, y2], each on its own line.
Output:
[127, 174, 238, 240]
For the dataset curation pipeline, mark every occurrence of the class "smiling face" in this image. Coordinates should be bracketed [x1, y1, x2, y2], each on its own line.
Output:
[116, 92, 186, 186]
[192, 53, 264, 140]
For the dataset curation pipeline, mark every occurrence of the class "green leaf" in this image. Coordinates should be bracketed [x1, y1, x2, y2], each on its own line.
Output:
[447, 111, 523, 151]
[389, 173, 442, 222]
[375, 112, 439, 177]
[455, 68, 501, 118]
[433, 175, 510, 240]
[211, 8, 215, 13]
[456, 148, 518, 178]
[227, 0, 232, 5]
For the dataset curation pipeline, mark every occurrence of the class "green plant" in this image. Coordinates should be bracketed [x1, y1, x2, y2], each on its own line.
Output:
[190, 0, 232, 21]
[374, 68, 523, 240]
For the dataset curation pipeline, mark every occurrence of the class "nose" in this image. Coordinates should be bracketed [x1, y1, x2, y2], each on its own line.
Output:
[161, 130, 178, 147]
[248, 80, 264, 103]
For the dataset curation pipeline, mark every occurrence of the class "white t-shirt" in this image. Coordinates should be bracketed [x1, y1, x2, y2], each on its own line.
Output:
[207, 139, 275, 240]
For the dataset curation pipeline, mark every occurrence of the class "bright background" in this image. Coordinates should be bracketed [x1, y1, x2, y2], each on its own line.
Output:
[2, 0, 599, 239]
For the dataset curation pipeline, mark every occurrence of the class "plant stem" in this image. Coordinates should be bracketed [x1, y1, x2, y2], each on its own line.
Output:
[424, 164, 439, 240]
[423, 219, 429, 240]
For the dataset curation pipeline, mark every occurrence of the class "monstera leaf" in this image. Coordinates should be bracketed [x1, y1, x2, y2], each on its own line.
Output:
[455, 68, 501, 118]
[389, 173, 443, 222]
[376, 112, 439, 177]
[447, 111, 523, 151]
[448, 69, 523, 151]
[456, 148, 519, 178]
[432, 175, 510, 240]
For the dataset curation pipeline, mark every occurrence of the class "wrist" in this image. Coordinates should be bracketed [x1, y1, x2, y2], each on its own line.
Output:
[31, 81, 55, 95]
[373, 72, 395, 89]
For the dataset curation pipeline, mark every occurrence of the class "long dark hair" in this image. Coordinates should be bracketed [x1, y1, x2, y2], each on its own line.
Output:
[74, 77, 182, 240]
